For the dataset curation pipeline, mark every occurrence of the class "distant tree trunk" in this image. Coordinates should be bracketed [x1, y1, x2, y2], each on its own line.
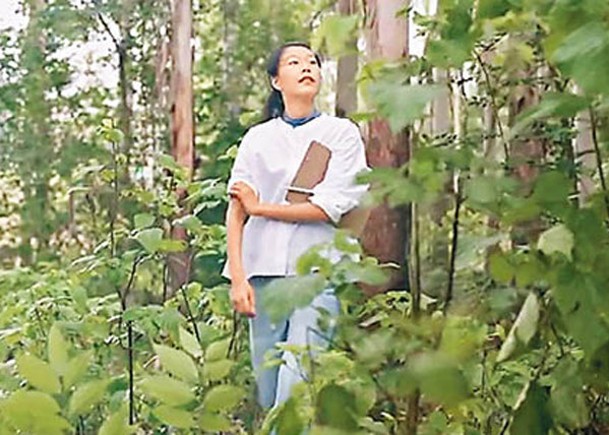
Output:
[223, 0, 240, 119]
[360, 0, 410, 294]
[335, 0, 358, 117]
[509, 66, 545, 245]
[20, 0, 53, 264]
[422, 67, 451, 298]
[167, 0, 195, 295]
[118, 1, 135, 160]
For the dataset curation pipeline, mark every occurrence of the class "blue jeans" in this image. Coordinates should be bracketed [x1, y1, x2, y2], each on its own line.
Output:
[249, 276, 340, 409]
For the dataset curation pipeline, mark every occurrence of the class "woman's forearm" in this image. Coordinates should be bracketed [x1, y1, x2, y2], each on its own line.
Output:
[252, 202, 330, 223]
[226, 199, 247, 283]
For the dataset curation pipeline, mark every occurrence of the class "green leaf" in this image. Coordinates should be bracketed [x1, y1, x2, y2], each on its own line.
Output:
[537, 224, 574, 260]
[134, 228, 163, 254]
[205, 338, 230, 362]
[497, 292, 540, 363]
[98, 406, 136, 435]
[140, 375, 195, 406]
[1, 391, 71, 435]
[68, 379, 109, 416]
[275, 397, 305, 435]
[311, 14, 359, 57]
[532, 171, 572, 206]
[2, 391, 62, 432]
[368, 82, 445, 133]
[489, 252, 514, 284]
[63, 350, 93, 389]
[203, 385, 245, 412]
[153, 405, 194, 429]
[316, 384, 359, 430]
[134, 213, 155, 230]
[551, 22, 609, 95]
[174, 215, 204, 233]
[198, 412, 232, 432]
[477, 0, 510, 19]
[465, 177, 498, 204]
[48, 323, 69, 377]
[410, 353, 470, 407]
[153, 344, 199, 384]
[179, 326, 202, 358]
[261, 275, 327, 324]
[157, 239, 188, 253]
[512, 92, 590, 136]
[16, 354, 61, 394]
[549, 359, 589, 429]
[202, 359, 234, 382]
[509, 381, 552, 435]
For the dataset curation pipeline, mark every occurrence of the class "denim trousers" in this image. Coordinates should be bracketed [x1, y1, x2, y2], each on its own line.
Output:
[248, 276, 340, 409]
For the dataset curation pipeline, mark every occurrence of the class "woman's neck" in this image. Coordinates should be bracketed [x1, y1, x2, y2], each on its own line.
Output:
[283, 97, 315, 119]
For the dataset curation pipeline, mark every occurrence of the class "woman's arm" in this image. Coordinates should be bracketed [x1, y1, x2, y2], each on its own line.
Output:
[226, 198, 256, 317]
[229, 182, 330, 223]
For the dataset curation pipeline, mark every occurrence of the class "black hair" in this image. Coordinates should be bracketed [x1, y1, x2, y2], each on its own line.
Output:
[261, 42, 322, 122]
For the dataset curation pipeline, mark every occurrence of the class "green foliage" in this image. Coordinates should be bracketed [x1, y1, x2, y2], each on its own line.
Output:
[2, 0, 609, 432]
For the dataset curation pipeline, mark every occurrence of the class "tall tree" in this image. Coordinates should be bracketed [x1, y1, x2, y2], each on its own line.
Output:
[19, 0, 53, 263]
[167, 0, 195, 294]
[335, 0, 358, 117]
[361, 0, 409, 293]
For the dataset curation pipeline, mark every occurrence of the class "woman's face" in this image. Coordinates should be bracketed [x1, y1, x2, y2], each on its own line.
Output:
[272, 46, 322, 101]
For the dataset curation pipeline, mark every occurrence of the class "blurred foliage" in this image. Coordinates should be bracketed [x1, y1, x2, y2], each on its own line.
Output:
[1, 0, 609, 433]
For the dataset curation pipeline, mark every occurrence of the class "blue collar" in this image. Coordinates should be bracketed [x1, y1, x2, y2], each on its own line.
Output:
[281, 110, 321, 127]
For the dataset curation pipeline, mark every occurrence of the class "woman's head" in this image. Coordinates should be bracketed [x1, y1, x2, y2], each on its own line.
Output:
[262, 42, 322, 120]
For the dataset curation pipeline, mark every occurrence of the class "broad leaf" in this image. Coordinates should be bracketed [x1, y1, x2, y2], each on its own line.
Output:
[153, 405, 194, 429]
[368, 82, 445, 133]
[538, 224, 574, 260]
[140, 375, 195, 406]
[179, 326, 202, 358]
[68, 379, 109, 416]
[497, 292, 540, 363]
[153, 344, 199, 384]
[16, 354, 61, 394]
[203, 385, 245, 412]
[48, 323, 69, 377]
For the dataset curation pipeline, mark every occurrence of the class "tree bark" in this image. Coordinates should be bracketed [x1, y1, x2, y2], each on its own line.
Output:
[335, 0, 358, 117]
[360, 0, 410, 294]
[167, 0, 195, 295]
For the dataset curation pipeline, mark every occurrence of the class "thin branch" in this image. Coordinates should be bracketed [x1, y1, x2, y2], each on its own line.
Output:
[589, 108, 609, 218]
[91, 0, 122, 51]
[474, 50, 510, 161]
[444, 182, 462, 314]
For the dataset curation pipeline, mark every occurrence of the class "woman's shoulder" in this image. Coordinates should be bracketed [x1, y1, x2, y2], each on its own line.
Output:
[240, 118, 279, 145]
[319, 113, 360, 134]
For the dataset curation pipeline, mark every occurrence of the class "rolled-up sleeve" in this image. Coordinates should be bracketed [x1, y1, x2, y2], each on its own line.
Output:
[309, 122, 370, 224]
[227, 130, 258, 197]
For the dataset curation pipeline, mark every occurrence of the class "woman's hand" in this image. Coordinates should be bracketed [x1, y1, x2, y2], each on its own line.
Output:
[229, 182, 260, 216]
[229, 278, 256, 317]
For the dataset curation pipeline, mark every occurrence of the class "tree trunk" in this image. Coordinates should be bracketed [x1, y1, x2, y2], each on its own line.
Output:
[20, 0, 53, 264]
[167, 0, 195, 295]
[335, 0, 358, 117]
[509, 66, 545, 245]
[360, 0, 410, 294]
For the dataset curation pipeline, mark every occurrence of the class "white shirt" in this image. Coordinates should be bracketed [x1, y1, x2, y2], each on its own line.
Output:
[222, 113, 370, 280]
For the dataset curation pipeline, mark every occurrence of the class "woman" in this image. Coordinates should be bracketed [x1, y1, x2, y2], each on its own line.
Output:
[222, 42, 369, 410]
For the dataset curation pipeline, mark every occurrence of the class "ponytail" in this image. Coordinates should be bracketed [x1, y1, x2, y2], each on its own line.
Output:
[262, 88, 284, 122]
